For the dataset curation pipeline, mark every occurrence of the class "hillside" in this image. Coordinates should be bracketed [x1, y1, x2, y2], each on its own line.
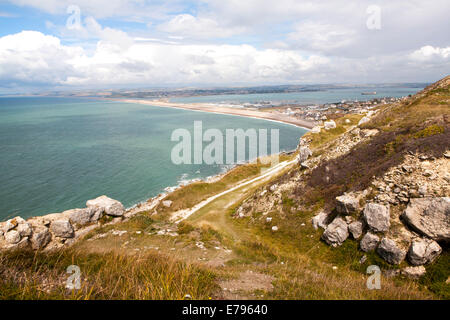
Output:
[0, 76, 449, 300]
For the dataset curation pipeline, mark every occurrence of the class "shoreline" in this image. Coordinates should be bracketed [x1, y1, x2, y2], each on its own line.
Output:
[108, 98, 315, 130]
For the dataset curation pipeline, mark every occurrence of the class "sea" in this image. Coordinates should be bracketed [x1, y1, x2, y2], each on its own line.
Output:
[169, 86, 423, 105]
[0, 97, 307, 220]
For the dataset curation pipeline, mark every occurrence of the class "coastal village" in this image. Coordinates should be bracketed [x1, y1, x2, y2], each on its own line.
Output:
[265, 96, 406, 124]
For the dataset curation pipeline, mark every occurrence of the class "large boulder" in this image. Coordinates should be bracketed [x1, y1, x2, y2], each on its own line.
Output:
[408, 238, 442, 266]
[67, 208, 98, 226]
[401, 266, 426, 279]
[358, 116, 370, 126]
[50, 220, 75, 238]
[336, 194, 360, 215]
[363, 203, 390, 232]
[4, 230, 21, 244]
[321, 217, 349, 246]
[4, 216, 25, 232]
[401, 197, 450, 242]
[360, 232, 379, 252]
[348, 221, 363, 239]
[324, 120, 336, 130]
[297, 146, 312, 163]
[30, 228, 51, 250]
[17, 222, 32, 237]
[86, 195, 125, 217]
[377, 238, 407, 265]
[312, 211, 329, 230]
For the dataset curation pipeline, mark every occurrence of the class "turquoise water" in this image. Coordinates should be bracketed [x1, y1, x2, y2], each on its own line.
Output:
[0, 97, 306, 220]
[170, 86, 423, 104]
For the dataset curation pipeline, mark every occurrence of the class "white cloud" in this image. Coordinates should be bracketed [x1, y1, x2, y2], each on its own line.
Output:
[158, 14, 244, 39]
[410, 46, 450, 61]
[0, 31, 330, 89]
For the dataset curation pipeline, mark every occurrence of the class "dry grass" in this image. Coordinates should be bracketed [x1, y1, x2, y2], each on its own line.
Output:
[0, 248, 218, 300]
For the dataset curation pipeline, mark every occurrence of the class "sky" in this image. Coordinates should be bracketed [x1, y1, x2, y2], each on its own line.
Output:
[0, 0, 449, 93]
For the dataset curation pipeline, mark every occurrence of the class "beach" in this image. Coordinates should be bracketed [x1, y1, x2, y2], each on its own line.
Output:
[115, 99, 315, 129]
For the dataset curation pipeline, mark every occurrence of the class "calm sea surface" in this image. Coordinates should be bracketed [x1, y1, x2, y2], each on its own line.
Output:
[0, 97, 306, 220]
[170, 86, 423, 104]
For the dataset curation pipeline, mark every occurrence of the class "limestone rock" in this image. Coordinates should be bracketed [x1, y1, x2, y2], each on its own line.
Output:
[297, 146, 312, 163]
[324, 120, 336, 130]
[312, 211, 329, 230]
[360, 232, 379, 252]
[30, 228, 51, 250]
[50, 220, 75, 238]
[311, 126, 321, 134]
[68, 208, 97, 226]
[4, 217, 25, 232]
[163, 200, 173, 208]
[408, 238, 442, 265]
[358, 116, 370, 126]
[401, 266, 426, 279]
[336, 194, 360, 215]
[86, 195, 125, 217]
[363, 203, 390, 232]
[348, 221, 363, 239]
[401, 197, 450, 241]
[5, 230, 21, 244]
[377, 238, 407, 265]
[321, 217, 349, 246]
[17, 222, 32, 237]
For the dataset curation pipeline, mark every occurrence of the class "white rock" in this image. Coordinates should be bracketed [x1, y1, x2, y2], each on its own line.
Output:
[336, 194, 360, 215]
[360, 232, 379, 252]
[5, 230, 21, 244]
[363, 203, 390, 232]
[408, 238, 442, 266]
[358, 116, 370, 126]
[401, 266, 426, 279]
[272, 226, 278, 232]
[321, 217, 349, 246]
[324, 120, 337, 130]
[312, 211, 329, 230]
[17, 222, 32, 237]
[162, 200, 173, 208]
[377, 238, 407, 265]
[50, 220, 75, 238]
[348, 221, 363, 239]
[30, 228, 51, 250]
[86, 195, 125, 217]
[311, 126, 321, 134]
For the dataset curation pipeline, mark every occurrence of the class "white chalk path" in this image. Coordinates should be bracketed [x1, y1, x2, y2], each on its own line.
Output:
[172, 159, 297, 223]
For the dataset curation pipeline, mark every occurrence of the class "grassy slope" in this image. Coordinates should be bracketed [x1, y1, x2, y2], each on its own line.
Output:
[1, 77, 448, 300]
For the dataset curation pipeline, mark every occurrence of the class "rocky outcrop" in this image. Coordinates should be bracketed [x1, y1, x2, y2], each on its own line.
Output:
[324, 120, 336, 130]
[408, 238, 442, 266]
[401, 266, 426, 279]
[321, 217, 349, 246]
[336, 194, 360, 215]
[1, 196, 125, 251]
[50, 220, 75, 238]
[86, 195, 125, 217]
[312, 211, 329, 230]
[67, 208, 99, 227]
[348, 221, 363, 239]
[402, 197, 449, 242]
[297, 146, 312, 163]
[360, 232, 379, 252]
[377, 238, 407, 265]
[363, 203, 390, 232]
